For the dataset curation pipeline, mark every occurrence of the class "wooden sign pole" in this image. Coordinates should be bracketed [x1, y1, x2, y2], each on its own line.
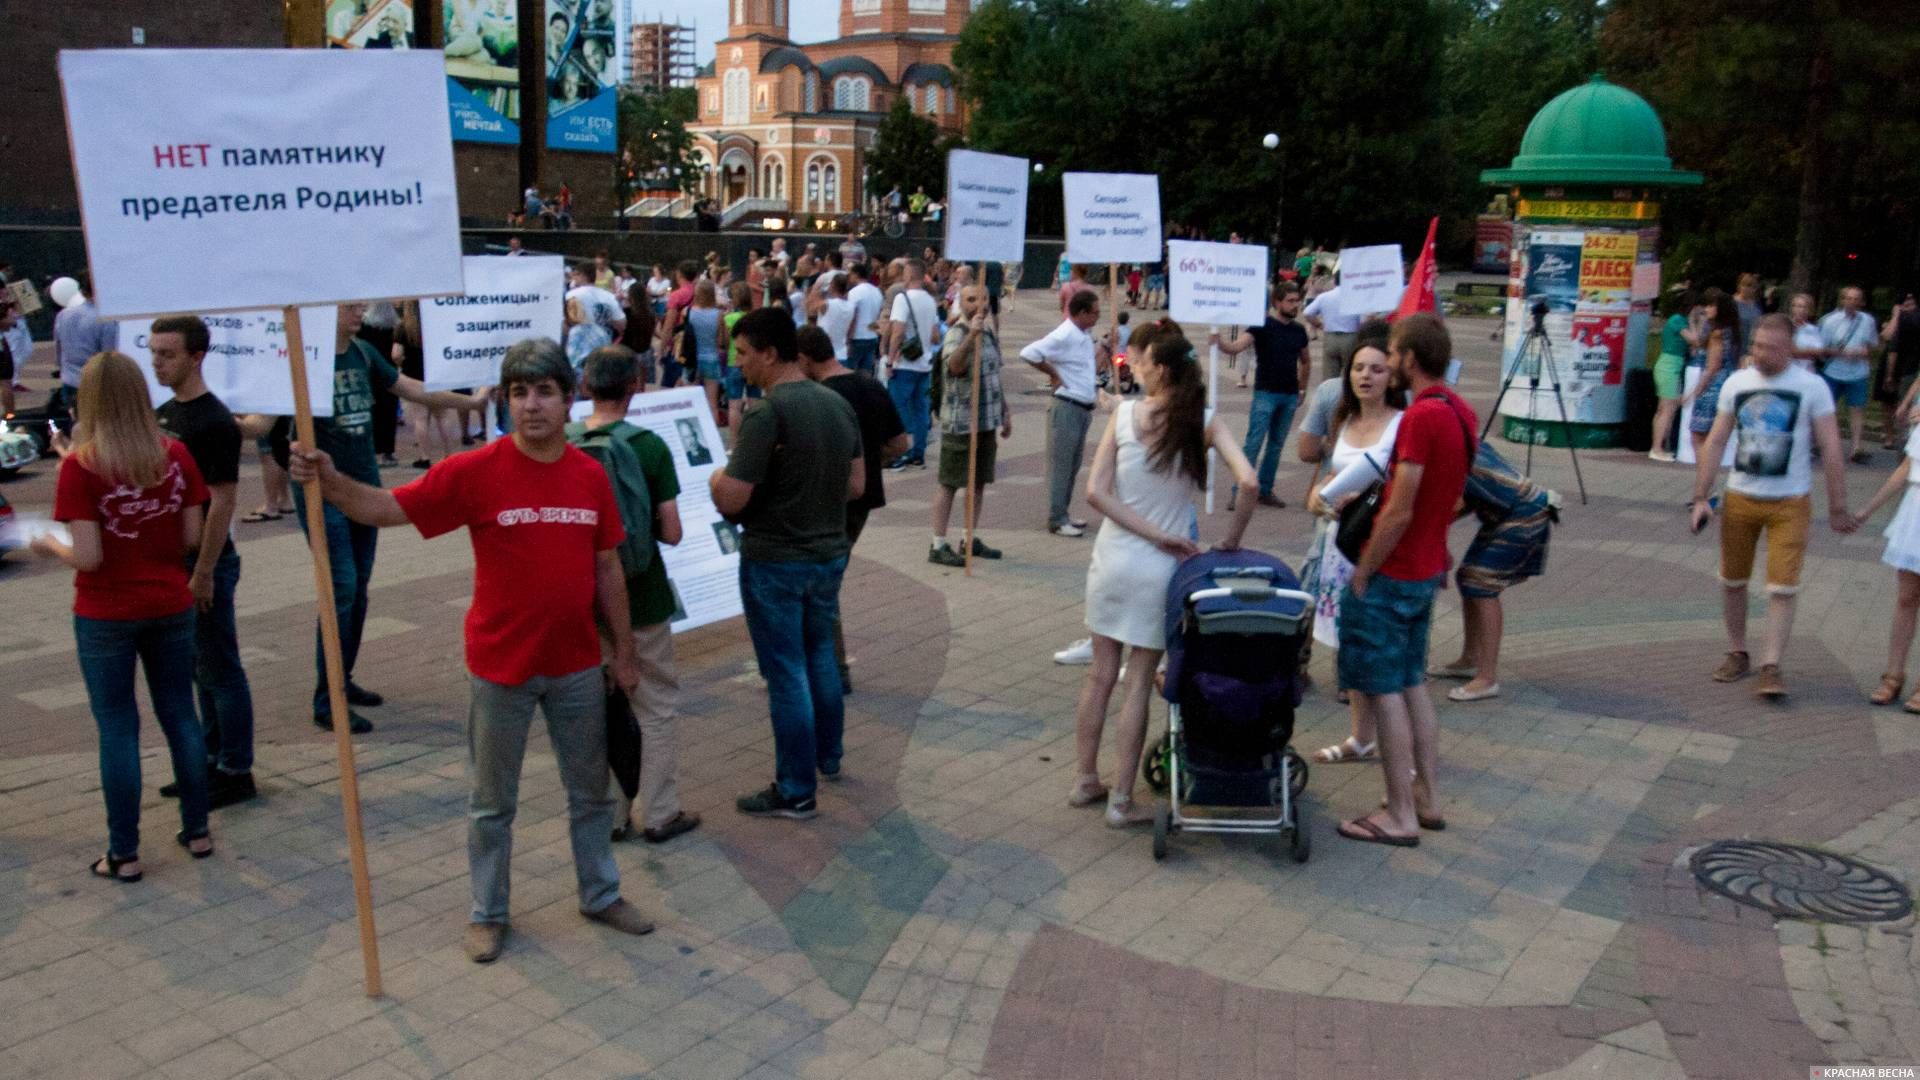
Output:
[284, 307, 383, 998]
[1205, 327, 1219, 515]
[963, 261, 987, 576]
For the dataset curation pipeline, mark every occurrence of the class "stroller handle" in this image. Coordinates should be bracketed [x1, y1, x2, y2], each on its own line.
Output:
[1188, 586, 1314, 606]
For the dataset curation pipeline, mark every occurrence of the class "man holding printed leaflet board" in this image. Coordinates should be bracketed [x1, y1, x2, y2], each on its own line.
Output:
[60, 46, 475, 995]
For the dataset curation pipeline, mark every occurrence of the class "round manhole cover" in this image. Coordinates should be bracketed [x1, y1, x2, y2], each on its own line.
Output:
[1691, 840, 1913, 923]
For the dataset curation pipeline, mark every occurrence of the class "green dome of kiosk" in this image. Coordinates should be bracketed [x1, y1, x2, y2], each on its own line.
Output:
[1481, 74, 1700, 188]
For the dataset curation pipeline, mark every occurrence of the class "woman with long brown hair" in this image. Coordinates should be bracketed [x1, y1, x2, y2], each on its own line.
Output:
[32, 351, 215, 881]
[1684, 289, 1742, 459]
[1070, 333, 1258, 827]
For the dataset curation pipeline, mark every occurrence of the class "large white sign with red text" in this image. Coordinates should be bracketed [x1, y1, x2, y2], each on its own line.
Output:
[60, 48, 463, 318]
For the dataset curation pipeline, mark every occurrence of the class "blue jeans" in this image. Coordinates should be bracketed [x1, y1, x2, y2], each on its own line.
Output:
[292, 488, 379, 716]
[739, 556, 849, 801]
[194, 546, 256, 774]
[660, 357, 684, 388]
[466, 666, 619, 923]
[888, 367, 932, 460]
[75, 610, 209, 857]
[1238, 390, 1299, 498]
[848, 338, 880, 377]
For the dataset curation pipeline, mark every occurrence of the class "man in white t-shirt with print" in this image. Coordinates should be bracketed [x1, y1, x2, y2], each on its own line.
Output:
[1690, 313, 1856, 699]
[1817, 285, 1880, 463]
[885, 258, 940, 470]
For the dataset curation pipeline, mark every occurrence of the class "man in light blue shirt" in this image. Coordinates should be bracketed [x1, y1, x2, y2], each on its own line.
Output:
[1818, 285, 1879, 462]
[52, 273, 119, 425]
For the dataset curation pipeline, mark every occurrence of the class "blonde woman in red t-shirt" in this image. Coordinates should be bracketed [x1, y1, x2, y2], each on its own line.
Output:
[34, 351, 214, 882]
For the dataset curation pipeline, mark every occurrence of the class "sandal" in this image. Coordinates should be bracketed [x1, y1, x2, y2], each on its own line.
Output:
[239, 509, 283, 523]
[1871, 673, 1905, 706]
[1336, 817, 1418, 848]
[90, 853, 143, 882]
[1904, 689, 1920, 716]
[1067, 775, 1109, 808]
[1314, 736, 1378, 764]
[176, 831, 213, 859]
[1104, 797, 1154, 829]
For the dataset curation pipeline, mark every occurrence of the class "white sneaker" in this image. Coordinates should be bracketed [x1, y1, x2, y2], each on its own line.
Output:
[1050, 522, 1086, 537]
[1648, 448, 1676, 462]
[1053, 638, 1093, 665]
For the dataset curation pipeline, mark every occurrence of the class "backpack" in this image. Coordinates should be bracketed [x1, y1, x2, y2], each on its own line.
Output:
[564, 419, 654, 577]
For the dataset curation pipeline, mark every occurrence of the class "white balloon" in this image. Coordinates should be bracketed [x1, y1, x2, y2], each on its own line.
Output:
[48, 277, 81, 308]
[1262, 133, 1280, 150]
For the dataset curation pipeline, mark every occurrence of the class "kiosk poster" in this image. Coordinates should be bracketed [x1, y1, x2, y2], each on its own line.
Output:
[570, 387, 743, 633]
[545, 0, 618, 153]
[328, 0, 415, 49]
[1499, 226, 1645, 427]
[444, 0, 521, 145]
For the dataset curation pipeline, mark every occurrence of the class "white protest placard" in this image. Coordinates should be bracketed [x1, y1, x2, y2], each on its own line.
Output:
[571, 387, 742, 633]
[420, 255, 564, 391]
[126, 308, 339, 416]
[943, 150, 1029, 264]
[1167, 240, 1270, 327]
[1062, 172, 1162, 265]
[60, 48, 463, 318]
[7, 279, 43, 316]
[1335, 244, 1405, 317]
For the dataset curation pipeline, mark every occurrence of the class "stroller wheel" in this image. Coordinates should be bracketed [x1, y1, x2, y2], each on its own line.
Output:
[1289, 803, 1311, 864]
[1142, 731, 1170, 794]
[1285, 748, 1309, 800]
[1152, 806, 1169, 861]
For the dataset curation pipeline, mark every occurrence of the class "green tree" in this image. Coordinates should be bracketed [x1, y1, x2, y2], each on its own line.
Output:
[1600, 0, 1920, 295]
[616, 86, 701, 200]
[867, 96, 953, 200]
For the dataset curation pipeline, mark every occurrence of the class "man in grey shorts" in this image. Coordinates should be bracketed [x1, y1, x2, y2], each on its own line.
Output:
[1021, 289, 1109, 537]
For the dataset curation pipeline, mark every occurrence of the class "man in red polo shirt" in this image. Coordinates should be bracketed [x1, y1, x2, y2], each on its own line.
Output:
[289, 337, 652, 964]
[1337, 313, 1475, 849]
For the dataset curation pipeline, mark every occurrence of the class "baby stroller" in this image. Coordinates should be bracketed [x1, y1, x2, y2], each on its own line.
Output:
[1146, 549, 1313, 862]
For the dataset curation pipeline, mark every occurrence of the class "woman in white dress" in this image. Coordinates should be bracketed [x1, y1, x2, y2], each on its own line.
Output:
[1305, 341, 1405, 763]
[1070, 334, 1258, 826]
[1852, 424, 1920, 711]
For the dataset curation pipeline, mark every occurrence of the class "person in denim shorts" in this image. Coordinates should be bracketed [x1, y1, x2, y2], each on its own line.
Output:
[1336, 314, 1476, 849]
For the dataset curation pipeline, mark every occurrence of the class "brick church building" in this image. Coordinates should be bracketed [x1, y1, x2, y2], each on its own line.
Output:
[687, 0, 970, 228]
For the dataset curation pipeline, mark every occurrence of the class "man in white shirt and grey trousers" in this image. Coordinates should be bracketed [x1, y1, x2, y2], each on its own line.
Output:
[1022, 289, 1109, 537]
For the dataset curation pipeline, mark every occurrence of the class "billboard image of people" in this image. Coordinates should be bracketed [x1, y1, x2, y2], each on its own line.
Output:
[444, 0, 520, 145]
[545, 0, 618, 154]
[327, 0, 415, 48]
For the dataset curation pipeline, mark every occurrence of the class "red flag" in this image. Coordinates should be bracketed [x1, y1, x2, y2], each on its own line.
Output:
[1390, 216, 1440, 322]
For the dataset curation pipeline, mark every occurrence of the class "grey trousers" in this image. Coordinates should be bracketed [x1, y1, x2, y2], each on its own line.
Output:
[467, 665, 620, 924]
[1046, 396, 1095, 529]
[1322, 331, 1358, 381]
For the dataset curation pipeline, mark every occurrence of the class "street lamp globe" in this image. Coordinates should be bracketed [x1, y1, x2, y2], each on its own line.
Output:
[1262, 133, 1280, 150]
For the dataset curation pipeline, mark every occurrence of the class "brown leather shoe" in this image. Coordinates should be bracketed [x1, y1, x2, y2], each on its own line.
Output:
[1711, 650, 1751, 682]
[1755, 664, 1787, 699]
[465, 922, 506, 964]
[584, 898, 655, 937]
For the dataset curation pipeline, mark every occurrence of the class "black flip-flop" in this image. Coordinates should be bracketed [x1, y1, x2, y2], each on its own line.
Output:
[1337, 817, 1419, 848]
[90, 853, 143, 882]
[240, 510, 282, 523]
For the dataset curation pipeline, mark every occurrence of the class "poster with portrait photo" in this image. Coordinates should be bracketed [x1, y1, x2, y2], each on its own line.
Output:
[1732, 388, 1801, 479]
[677, 418, 713, 467]
[327, 0, 415, 48]
[444, 0, 521, 144]
[544, 0, 617, 153]
[711, 521, 741, 556]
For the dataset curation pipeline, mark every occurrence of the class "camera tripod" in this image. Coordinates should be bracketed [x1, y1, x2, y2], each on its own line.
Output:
[1483, 305, 1588, 504]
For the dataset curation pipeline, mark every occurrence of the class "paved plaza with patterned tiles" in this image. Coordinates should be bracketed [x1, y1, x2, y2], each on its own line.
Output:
[1, 289, 1917, 1079]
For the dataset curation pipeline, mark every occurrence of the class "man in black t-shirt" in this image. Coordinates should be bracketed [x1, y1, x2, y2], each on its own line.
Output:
[150, 315, 258, 808]
[1213, 281, 1310, 509]
[799, 325, 907, 693]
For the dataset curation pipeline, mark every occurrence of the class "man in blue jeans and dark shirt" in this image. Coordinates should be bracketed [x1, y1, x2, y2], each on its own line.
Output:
[285, 303, 489, 733]
[712, 309, 864, 819]
[1212, 280, 1309, 510]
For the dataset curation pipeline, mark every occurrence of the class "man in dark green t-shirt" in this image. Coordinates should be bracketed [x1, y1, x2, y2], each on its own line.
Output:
[711, 309, 862, 820]
[579, 347, 700, 845]
[294, 303, 489, 733]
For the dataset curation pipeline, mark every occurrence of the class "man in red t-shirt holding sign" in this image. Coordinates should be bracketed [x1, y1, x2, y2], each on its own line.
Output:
[289, 338, 654, 964]
[1337, 314, 1476, 849]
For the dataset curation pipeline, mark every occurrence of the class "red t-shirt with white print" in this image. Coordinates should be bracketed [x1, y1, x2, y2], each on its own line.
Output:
[391, 438, 623, 685]
[52, 439, 208, 620]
